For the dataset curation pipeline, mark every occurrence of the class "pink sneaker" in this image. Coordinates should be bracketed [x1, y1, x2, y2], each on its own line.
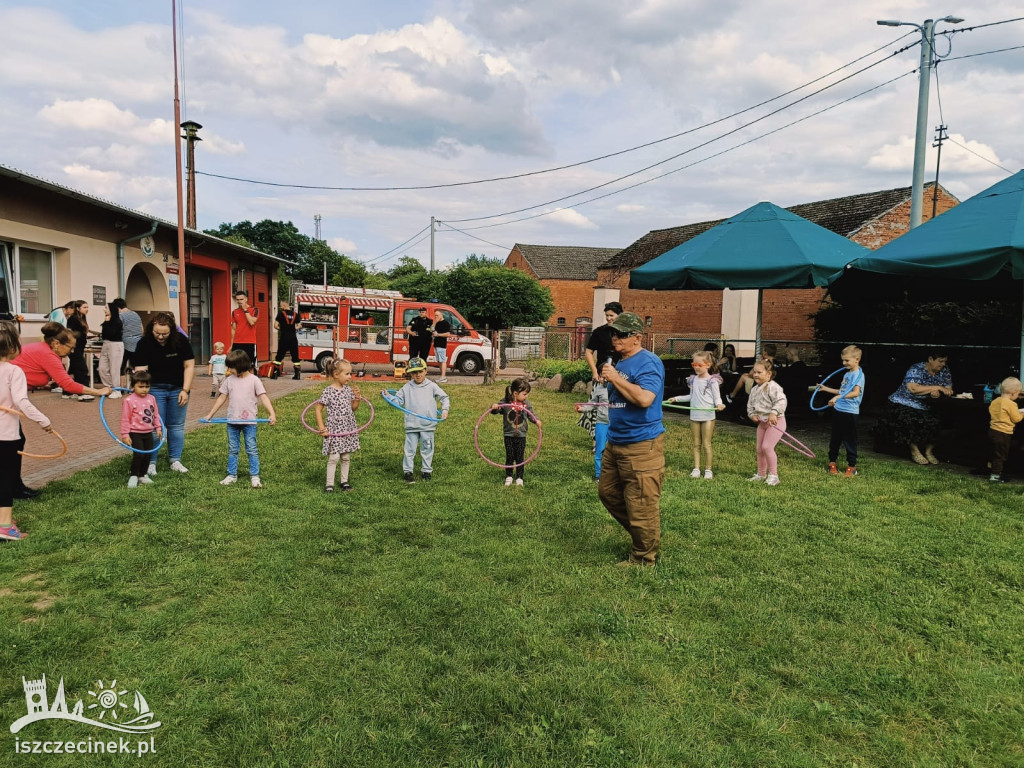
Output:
[0, 524, 27, 541]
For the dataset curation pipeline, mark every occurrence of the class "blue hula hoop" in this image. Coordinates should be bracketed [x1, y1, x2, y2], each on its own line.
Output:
[200, 418, 272, 424]
[99, 391, 167, 455]
[809, 367, 849, 412]
[381, 389, 445, 422]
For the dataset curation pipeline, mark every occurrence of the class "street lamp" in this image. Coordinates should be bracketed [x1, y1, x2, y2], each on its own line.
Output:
[877, 15, 964, 229]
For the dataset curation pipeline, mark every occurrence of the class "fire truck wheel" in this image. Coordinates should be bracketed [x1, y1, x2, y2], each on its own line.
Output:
[457, 353, 484, 376]
[316, 352, 335, 373]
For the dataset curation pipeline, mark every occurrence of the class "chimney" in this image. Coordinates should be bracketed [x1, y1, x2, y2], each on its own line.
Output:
[180, 120, 202, 229]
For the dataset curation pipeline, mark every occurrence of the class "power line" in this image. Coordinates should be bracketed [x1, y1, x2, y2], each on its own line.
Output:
[944, 44, 1024, 62]
[445, 51, 912, 224]
[452, 71, 916, 232]
[435, 222, 510, 253]
[933, 63, 1014, 174]
[194, 32, 914, 194]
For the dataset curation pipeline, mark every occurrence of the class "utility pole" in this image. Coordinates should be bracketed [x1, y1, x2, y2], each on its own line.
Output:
[876, 15, 963, 229]
[932, 124, 948, 219]
[430, 216, 435, 272]
[171, 0, 188, 328]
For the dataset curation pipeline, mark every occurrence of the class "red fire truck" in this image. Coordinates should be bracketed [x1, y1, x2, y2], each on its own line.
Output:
[290, 283, 492, 375]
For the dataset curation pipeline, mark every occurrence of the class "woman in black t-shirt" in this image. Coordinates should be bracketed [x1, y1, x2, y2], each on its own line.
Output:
[132, 312, 195, 474]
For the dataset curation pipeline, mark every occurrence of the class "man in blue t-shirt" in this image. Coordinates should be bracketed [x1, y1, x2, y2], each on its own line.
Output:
[598, 312, 666, 567]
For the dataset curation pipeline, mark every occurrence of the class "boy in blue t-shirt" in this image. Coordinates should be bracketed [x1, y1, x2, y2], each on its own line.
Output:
[819, 345, 864, 476]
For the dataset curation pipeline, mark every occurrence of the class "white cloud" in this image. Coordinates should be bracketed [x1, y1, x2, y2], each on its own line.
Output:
[328, 237, 358, 254]
[546, 208, 598, 229]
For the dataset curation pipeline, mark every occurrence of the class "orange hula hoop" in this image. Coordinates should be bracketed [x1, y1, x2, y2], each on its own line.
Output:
[0, 405, 68, 459]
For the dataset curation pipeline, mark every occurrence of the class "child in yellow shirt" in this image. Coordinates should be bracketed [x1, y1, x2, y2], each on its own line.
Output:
[988, 377, 1023, 482]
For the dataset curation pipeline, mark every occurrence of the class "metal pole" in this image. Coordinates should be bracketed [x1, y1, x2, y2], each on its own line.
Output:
[430, 216, 435, 272]
[909, 19, 934, 230]
[171, 0, 188, 328]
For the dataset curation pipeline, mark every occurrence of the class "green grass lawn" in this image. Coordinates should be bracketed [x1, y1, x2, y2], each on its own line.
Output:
[2, 384, 1022, 767]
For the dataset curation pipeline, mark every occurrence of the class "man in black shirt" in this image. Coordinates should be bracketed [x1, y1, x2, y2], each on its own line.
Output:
[586, 301, 624, 384]
[273, 300, 303, 379]
[433, 310, 451, 381]
[406, 307, 434, 362]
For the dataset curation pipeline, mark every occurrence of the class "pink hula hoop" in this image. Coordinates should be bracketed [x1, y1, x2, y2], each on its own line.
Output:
[760, 418, 816, 458]
[301, 398, 375, 437]
[473, 403, 543, 469]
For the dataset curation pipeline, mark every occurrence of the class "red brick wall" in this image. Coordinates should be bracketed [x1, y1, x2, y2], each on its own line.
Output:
[596, 269, 723, 334]
[850, 190, 958, 249]
[505, 249, 596, 327]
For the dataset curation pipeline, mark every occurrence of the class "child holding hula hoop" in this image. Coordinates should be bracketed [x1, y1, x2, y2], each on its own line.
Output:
[314, 358, 362, 492]
[490, 378, 540, 487]
[746, 359, 788, 486]
[390, 357, 449, 484]
[668, 350, 725, 479]
[205, 350, 277, 488]
[121, 371, 163, 488]
[0, 321, 53, 540]
[816, 345, 864, 477]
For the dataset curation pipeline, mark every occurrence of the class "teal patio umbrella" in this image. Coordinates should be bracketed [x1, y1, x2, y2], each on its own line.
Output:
[832, 170, 1024, 372]
[629, 201, 870, 351]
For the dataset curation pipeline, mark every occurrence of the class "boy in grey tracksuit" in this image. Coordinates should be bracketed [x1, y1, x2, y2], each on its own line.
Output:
[391, 358, 450, 483]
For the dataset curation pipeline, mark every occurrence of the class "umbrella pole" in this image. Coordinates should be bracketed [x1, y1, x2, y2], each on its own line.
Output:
[755, 289, 763, 358]
[1020, 283, 1024, 378]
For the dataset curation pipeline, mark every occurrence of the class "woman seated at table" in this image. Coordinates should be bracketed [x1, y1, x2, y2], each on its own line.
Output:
[878, 349, 953, 464]
[13, 322, 112, 401]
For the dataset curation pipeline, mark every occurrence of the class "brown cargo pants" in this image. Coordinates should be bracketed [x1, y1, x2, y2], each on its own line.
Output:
[598, 434, 665, 563]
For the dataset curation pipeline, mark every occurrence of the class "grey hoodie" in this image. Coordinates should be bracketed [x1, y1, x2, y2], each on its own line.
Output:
[393, 378, 450, 431]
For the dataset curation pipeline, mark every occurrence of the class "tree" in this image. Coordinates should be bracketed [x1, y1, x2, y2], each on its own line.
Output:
[453, 253, 503, 270]
[443, 266, 553, 329]
[386, 257, 445, 300]
[206, 220, 310, 264]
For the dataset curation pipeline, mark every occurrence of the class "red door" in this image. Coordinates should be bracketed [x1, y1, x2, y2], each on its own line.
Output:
[252, 272, 271, 359]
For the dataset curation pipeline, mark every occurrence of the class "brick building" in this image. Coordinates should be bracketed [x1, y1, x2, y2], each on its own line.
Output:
[504, 244, 623, 327]
[598, 183, 959, 344]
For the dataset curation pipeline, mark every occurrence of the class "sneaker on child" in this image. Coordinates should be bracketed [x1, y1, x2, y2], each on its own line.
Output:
[504, 477, 514, 487]
[689, 468, 701, 478]
[139, 476, 154, 485]
[703, 468, 713, 480]
[146, 463, 157, 476]
[748, 474, 765, 482]
[251, 476, 263, 488]
[765, 474, 781, 486]
[220, 475, 237, 485]
[404, 472, 416, 484]
[170, 461, 189, 473]
[127, 477, 139, 489]
[515, 478, 524, 487]
[0, 524, 27, 541]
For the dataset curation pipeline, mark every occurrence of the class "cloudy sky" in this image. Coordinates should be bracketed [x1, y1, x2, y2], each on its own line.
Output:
[1, 1, 1021, 270]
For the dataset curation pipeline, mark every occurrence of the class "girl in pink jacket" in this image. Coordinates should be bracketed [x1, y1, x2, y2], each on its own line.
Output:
[121, 371, 163, 488]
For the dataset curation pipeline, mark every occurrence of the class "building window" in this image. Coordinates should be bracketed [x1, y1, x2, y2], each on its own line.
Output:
[1, 243, 54, 318]
[557, 317, 566, 326]
[0, 243, 13, 316]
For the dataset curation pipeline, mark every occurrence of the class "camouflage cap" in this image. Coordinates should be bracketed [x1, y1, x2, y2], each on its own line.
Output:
[609, 312, 645, 335]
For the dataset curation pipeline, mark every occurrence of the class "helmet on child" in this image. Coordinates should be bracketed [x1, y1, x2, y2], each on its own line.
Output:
[407, 357, 427, 373]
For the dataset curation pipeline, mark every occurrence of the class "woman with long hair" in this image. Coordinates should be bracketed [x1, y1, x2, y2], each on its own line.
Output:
[132, 312, 195, 474]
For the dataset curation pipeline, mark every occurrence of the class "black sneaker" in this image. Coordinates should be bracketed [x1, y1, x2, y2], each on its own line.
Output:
[340, 482, 353, 491]
[421, 472, 431, 482]
[404, 472, 416, 484]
